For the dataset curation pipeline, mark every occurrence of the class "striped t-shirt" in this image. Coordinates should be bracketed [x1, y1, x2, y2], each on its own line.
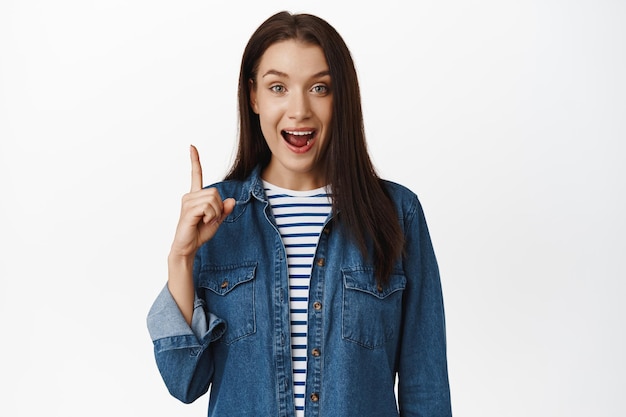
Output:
[263, 181, 332, 417]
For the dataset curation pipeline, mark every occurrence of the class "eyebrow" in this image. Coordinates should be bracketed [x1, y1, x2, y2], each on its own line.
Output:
[262, 69, 331, 79]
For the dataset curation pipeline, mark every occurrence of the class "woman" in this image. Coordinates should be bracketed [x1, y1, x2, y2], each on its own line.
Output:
[147, 11, 452, 417]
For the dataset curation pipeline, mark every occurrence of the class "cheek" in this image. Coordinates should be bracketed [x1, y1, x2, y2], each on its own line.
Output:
[317, 100, 333, 124]
[258, 101, 285, 125]
[259, 111, 279, 131]
[258, 113, 282, 144]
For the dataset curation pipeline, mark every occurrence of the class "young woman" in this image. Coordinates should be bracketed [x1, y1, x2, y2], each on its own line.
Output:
[147, 11, 452, 417]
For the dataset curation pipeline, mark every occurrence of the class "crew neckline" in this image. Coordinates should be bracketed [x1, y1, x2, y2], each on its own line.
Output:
[262, 180, 329, 197]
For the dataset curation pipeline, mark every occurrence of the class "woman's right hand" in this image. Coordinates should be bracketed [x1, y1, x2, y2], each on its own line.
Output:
[167, 145, 235, 324]
[170, 145, 236, 260]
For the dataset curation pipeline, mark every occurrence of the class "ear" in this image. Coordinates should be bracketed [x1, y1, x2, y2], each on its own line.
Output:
[249, 79, 259, 114]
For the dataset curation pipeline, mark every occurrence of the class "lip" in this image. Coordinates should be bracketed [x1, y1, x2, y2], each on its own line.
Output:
[281, 128, 317, 154]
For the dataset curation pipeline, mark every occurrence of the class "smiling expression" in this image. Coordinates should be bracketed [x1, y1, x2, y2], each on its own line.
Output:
[250, 40, 333, 190]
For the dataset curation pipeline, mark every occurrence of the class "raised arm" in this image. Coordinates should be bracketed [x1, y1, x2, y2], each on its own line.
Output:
[167, 144, 235, 324]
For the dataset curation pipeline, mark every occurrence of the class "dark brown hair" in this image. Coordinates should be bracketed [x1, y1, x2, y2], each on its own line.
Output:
[225, 11, 403, 285]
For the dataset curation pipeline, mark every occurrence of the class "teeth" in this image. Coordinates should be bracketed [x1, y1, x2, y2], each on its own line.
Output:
[306, 139, 311, 145]
[285, 130, 313, 136]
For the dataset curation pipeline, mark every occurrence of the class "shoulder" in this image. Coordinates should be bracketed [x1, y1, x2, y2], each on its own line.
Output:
[380, 179, 426, 226]
[207, 178, 246, 199]
[205, 167, 263, 203]
[381, 179, 420, 211]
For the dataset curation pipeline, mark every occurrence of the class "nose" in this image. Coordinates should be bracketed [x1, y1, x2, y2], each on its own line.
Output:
[287, 90, 311, 121]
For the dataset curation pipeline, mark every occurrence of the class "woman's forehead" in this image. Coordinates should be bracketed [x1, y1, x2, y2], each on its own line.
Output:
[257, 40, 329, 79]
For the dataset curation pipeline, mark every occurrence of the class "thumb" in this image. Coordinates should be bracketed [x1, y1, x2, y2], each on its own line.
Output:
[222, 198, 236, 218]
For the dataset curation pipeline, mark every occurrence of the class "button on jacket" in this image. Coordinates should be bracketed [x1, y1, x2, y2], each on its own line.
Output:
[147, 167, 452, 417]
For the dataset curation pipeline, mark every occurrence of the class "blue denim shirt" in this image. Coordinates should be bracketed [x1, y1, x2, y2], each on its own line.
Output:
[147, 167, 452, 417]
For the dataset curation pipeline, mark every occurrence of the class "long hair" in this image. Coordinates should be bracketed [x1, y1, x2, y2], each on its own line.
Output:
[225, 11, 403, 286]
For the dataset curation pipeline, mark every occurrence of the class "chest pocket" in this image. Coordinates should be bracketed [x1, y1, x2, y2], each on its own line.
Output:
[198, 263, 257, 345]
[342, 268, 406, 349]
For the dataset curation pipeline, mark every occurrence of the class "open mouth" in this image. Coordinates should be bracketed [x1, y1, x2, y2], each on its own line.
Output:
[281, 129, 316, 149]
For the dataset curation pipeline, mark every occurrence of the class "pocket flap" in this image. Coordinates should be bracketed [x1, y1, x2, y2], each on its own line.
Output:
[199, 263, 257, 296]
[342, 268, 406, 299]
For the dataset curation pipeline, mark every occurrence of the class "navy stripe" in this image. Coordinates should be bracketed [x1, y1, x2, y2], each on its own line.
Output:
[277, 222, 325, 228]
[265, 191, 330, 199]
[275, 212, 329, 218]
[291, 309, 307, 314]
[272, 203, 331, 208]
[281, 232, 320, 238]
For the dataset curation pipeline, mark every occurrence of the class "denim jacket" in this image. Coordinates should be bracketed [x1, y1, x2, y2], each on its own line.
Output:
[147, 167, 452, 417]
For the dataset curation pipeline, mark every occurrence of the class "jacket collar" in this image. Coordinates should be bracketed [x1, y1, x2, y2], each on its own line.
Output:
[240, 165, 267, 204]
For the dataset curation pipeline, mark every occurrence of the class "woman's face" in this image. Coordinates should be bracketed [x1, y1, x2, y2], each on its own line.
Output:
[250, 39, 333, 190]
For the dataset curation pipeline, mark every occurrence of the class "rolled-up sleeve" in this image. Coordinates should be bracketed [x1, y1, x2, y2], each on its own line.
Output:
[147, 285, 226, 403]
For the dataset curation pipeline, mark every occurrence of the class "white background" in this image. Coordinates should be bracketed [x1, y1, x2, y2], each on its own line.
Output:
[1, 0, 625, 416]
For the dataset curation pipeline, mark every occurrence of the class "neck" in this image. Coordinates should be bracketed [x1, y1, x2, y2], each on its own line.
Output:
[261, 167, 326, 191]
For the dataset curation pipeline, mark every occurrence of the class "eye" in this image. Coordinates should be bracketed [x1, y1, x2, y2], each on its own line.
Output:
[311, 84, 329, 95]
[270, 84, 286, 94]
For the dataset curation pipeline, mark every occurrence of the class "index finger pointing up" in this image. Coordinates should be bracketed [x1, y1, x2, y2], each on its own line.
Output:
[190, 144, 203, 192]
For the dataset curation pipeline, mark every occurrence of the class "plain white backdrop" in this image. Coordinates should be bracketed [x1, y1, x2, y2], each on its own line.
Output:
[1, 0, 625, 416]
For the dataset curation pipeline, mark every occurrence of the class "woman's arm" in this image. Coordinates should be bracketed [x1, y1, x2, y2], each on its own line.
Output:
[167, 144, 235, 324]
[146, 145, 234, 402]
[147, 284, 226, 403]
[398, 195, 452, 417]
